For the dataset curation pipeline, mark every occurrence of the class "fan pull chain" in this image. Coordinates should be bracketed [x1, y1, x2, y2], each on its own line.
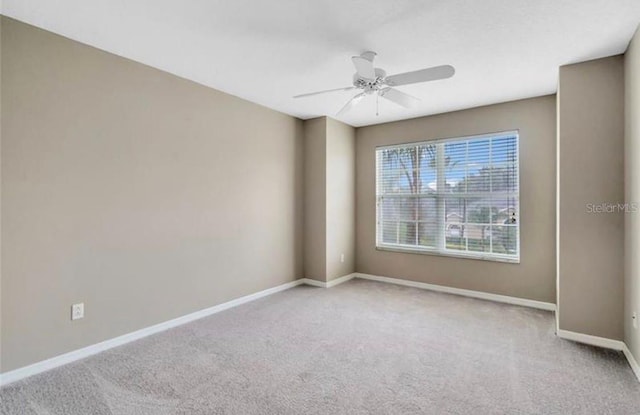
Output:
[376, 92, 379, 116]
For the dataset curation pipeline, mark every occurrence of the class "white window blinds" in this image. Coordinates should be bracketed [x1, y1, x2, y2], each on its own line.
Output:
[376, 131, 519, 262]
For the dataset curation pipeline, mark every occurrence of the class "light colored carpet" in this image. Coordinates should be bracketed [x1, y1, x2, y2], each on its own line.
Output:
[1, 279, 639, 414]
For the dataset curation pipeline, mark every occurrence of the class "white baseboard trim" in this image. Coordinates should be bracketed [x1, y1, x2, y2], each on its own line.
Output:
[0, 278, 306, 387]
[623, 344, 640, 382]
[300, 273, 356, 289]
[354, 273, 557, 311]
[4, 272, 636, 387]
[556, 329, 625, 351]
[327, 273, 356, 287]
[556, 329, 640, 383]
[300, 278, 325, 287]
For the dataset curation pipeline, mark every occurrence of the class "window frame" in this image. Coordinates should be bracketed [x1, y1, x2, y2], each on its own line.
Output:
[375, 130, 520, 264]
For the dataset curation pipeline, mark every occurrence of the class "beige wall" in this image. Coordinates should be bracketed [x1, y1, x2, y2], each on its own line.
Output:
[304, 118, 327, 281]
[1, 18, 304, 372]
[356, 96, 557, 302]
[304, 117, 355, 282]
[625, 25, 640, 360]
[326, 118, 355, 281]
[557, 56, 625, 340]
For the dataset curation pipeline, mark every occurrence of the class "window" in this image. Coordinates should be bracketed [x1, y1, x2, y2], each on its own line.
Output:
[376, 131, 519, 263]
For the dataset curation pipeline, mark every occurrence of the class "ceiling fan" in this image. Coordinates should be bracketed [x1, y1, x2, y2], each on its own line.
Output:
[293, 51, 455, 116]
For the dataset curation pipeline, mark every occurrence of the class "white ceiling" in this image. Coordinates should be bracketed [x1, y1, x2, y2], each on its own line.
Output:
[4, 1, 640, 127]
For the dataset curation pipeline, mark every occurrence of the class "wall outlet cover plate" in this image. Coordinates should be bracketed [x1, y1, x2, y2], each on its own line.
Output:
[71, 303, 84, 320]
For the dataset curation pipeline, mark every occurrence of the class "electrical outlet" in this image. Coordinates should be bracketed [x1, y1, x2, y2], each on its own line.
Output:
[340, 253, 345, 263]
[71, 303, 84, 321]
[633, 312, 638, 330]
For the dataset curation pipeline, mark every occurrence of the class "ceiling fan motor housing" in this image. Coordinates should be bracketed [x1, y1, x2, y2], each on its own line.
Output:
[353, 68, 387, 94]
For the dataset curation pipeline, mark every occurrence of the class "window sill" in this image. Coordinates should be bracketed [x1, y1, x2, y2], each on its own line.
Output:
[375, 244, 520, 264]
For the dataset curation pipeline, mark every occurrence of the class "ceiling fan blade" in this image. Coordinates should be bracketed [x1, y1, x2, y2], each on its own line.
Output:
[337, 92, 366, 117]
[379, 87, 420, 108]
[293, 86, 355, 99]
[352, 52, 377, 79]
[385, 65, 455, 87]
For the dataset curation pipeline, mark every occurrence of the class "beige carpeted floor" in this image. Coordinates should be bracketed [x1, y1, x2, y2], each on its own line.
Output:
[1, 279, 639, 414]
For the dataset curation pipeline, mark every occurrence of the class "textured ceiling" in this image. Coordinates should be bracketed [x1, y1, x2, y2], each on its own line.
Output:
[4, 1, 640, 126]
